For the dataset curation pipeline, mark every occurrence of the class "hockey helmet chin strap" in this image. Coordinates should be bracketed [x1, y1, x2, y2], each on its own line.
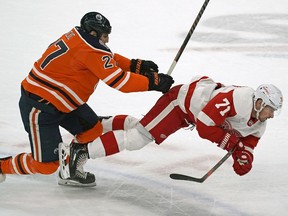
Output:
[253, 99, 265, 120]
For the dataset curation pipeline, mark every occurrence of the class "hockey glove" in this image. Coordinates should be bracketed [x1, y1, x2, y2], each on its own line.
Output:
[130, 59, 159, 75]
[146, 72, 174, 94]
[217, 133, 240, 151]
[232, 146, 254, 176]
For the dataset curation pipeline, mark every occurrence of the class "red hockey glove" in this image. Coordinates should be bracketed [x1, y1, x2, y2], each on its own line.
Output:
[130, 59, 159, 75]
[232, 146, 254, 176]
[217, 133, 240, 151]
[146, 72, 174, 94]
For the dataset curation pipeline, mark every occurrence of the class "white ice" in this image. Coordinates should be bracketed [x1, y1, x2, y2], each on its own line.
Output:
[0, 0, 288, 215]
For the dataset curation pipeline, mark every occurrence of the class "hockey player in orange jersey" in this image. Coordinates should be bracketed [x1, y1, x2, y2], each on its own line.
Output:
[0, 12, 174, 186]
[58, 76, 283, 186]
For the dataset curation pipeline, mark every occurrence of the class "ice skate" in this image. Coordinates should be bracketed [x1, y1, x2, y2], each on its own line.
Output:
[58, 142, 96, 187]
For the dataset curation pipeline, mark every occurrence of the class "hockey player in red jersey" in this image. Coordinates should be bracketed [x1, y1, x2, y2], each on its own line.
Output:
[58, 76, 283, 186]
[0, 12, 174, 186]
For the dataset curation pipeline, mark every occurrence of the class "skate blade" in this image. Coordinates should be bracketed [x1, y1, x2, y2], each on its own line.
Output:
[58, 178, 96, 187]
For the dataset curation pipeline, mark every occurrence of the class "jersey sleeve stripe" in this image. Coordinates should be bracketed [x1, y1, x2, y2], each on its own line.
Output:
[197, 111, 216, 126]
[114, 72, 130, 90]
[108, 71, 125, 87]
[102, 68, 122, 83]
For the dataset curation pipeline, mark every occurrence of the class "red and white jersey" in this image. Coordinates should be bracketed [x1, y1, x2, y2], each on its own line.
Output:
[21, 27, 149, 113]
[88, 76, 265, 158]
[177, 76, 266, 149]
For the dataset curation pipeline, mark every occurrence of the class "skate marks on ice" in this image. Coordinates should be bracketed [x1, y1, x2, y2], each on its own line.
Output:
[89, 166, 250, 216]
[162, 13, 288, 56]
[0, 169, 250, 216]
[80, 144, 249, 216]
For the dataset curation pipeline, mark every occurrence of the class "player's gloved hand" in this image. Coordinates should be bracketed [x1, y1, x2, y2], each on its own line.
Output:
[146, 72, 174, 94]
[232, 145, 254, 176]
[217, 133, 240, 151]
[130, 59, 159, 75]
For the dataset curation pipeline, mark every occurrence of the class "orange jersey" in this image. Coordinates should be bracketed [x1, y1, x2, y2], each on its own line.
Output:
[22, 27, 149, 113]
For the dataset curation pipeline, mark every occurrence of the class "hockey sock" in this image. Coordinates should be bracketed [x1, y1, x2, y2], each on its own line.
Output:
[1, 153, 58, 175]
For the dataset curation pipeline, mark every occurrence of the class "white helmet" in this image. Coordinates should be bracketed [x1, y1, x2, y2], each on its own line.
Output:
[253, 84, 283, 117]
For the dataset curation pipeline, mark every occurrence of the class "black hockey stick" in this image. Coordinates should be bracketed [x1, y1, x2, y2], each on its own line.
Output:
[170, 146, 237, 183]
[167, 0, 211, 75]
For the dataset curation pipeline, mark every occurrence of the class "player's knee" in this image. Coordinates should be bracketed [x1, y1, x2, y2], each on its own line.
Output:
[124, 125, 153, 151]
[123, 115, 140, 130]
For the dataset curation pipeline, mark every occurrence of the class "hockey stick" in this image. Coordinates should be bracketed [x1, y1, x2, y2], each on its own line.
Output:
[170, 146, 236, 183]
[167, 0, 211, 75]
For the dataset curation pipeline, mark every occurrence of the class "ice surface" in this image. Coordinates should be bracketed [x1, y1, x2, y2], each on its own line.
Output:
[1, 0, 288, 215]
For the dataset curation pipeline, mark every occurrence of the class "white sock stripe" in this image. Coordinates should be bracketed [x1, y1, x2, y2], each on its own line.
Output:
[115, 131, 125, 151]
[88, 139, 106, 159]
[11, 157, 21, 175]
[102, 117, 113, 133]
[23, 154, 34, 174]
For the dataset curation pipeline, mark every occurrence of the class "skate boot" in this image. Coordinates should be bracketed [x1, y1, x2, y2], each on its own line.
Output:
[58, 142, 96, 187]
[0, 156, 12, 183]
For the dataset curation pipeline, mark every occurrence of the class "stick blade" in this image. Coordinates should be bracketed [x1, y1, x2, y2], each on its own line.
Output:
[170, 173, 204, 183]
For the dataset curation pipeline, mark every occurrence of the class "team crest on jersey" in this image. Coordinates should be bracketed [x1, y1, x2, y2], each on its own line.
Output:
[247, 120, 254, 126]
[247, 118, 257, 126]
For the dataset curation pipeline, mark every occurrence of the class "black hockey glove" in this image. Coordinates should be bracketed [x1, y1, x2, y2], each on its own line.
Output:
[130, 59, 159, 75]
[146, 72, 174, 94]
